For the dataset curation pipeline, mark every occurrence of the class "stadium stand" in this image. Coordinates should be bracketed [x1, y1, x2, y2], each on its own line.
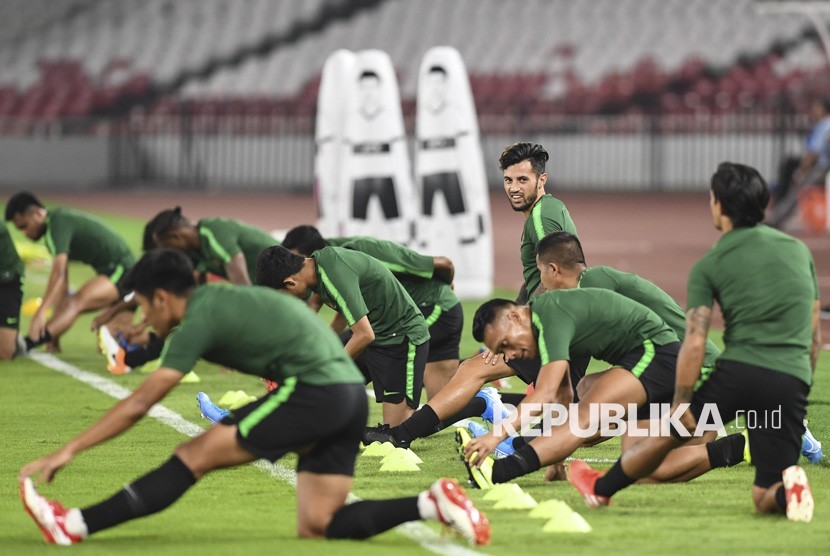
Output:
[0, 0, 827, 122]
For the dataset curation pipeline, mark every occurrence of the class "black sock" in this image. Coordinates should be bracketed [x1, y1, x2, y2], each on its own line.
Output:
[81, 455, 196, 535]
[594, 460, 636, 498]
[326, 498, 420, 539]
[500, 393, 525, 405]
[439, 397, 486, 429]
[511, 436, 528, 450]
[775, 485, 787, 510]
[25, 330, 52, 351]
[706, 433, 746, 468]
[491, 444, 541, 484]
[124, 334, 164, 368]
[393, 405, 441, 443]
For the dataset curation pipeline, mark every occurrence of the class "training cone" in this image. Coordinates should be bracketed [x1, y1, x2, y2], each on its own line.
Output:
[482, 483, 525, 502]
[21, 297, 42, 317]
[493, 490, 537, 510]
[139, 359, 162, 374]
[528, 499, 573, 519]
[381, 448, 423, 465]
[217, 390, 258, 410]
[362, 442, 396, 457]
[379, 459, 420, 472]
[542, 511, 592, 533]
[180, 371, 201, 384]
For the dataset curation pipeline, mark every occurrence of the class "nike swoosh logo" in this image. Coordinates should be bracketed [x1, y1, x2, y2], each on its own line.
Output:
[383, 391, 400, 396]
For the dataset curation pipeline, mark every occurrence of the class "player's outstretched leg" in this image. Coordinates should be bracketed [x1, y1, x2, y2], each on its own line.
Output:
[325, 478, 490, 546]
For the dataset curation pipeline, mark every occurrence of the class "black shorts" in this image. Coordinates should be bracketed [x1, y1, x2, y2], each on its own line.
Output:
[420, 302, 462, 362]
[506, 355, 590, 401]
[220, 380, 368, 476]
[691, 359, 809, 488]
[96, 263, 132, 298]
[615, 341, 679, 405]
[0, 278, 23, 331]
[342, 331, 428, 407]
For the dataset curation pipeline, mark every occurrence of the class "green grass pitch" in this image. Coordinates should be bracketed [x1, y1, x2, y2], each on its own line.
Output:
[1, 207, 827, 555]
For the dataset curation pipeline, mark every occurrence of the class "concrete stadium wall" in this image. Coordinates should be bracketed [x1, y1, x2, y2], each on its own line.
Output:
[0, 137, 110, 189]
[0, 133, 805, 191]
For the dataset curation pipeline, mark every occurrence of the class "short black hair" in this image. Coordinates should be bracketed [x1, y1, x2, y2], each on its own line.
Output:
[281, 225, 328, 256]
[710, 162, 769, 228]
[499, 142, 549, 176]
[256, 245, 306, 289]
[123, 249, 196, 298]
[4, 192, 43, 221]
[472, 298, 516, 342]
[142, 221, 157, 252]
[145, 207, 189, 242]
[535, 231, 586, 269]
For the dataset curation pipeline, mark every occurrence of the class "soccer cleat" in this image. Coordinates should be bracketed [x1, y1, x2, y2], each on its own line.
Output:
[427, 478, 490, 546]
[197, 392, 229, 423]
[467, 421, 515, 459]
[362, 424, 410, 449]
[20, 478, 83, 545]
[455, 427, 494, 489]
[801, 424, 823, 464]
[476, 387, 510, 423]
[14, 333, 28, 357]
[782, 465, 814, 522]
[568, 460, 610, 508]
[99, 325, 131, 375]
[742, 429, 752, 464]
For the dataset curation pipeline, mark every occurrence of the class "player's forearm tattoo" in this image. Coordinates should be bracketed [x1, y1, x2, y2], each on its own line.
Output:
[685, 306, 711, 338]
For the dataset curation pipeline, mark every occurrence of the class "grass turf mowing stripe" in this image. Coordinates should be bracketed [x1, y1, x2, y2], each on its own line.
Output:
[29, 353, 485, 556]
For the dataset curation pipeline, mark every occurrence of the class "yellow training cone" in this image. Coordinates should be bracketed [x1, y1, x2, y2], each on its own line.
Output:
[493, 491, 537, 510]
[180, 371, 201, 384]
[381, 448, 422, 465]
[379, 459, 420, 472]
[482, 483, 524, 502]
[362, 442, 396, 457]
[528, 499, 573, 519]
[542, 511, 592, 533]
[21, 298, 42, 316]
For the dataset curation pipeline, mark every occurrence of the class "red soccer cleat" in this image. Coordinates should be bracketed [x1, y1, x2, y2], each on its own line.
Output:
[568, 459, 610, 508]
[20, 478, 84, 545]
[428, 478, 490, 546]
[783, 465, 814, 522]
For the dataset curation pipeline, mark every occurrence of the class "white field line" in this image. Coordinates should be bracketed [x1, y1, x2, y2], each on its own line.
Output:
[29, 353, 484, 556]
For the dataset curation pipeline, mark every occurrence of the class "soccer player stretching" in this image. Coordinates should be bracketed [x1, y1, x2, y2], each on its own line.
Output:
[19, 250, 489, 545]
[569, 162, 817, 522]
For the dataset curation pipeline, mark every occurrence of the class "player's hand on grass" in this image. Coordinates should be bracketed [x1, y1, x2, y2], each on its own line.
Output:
[19, 448, 74, 485]
[465, 433, 501, 466]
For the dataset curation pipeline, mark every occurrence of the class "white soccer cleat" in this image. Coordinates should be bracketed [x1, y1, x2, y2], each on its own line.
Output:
[98, 325, 131, 375]
[20, 477, 83, 545]
[783, 465, 814, 522]
[427, 478, 490, 546]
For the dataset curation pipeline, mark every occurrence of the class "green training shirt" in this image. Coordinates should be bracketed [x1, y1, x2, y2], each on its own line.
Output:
[0, 224, 23, 283]
[687, 225, 817, 385]
[194, 218, 279, 279]
[521, 194, 577, 300]
[579, 266, 720, 368]
[44, 208, 135, 276]
[159, 285, 363, 385]
[530, 288, 679, 366]
[329, 236, 460, 313]
[312, 246, 430, 346]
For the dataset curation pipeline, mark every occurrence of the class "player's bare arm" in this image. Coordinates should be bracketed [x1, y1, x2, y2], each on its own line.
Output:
[343, 315, 374, 359]
[225, 252, 252, 285]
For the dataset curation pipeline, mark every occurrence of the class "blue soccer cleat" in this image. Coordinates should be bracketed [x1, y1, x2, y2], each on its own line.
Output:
[197, 392, 229, 423]
[476, 387, 510, 423]
[802, 424, 823, 464]
[467, 421, 515, 459]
